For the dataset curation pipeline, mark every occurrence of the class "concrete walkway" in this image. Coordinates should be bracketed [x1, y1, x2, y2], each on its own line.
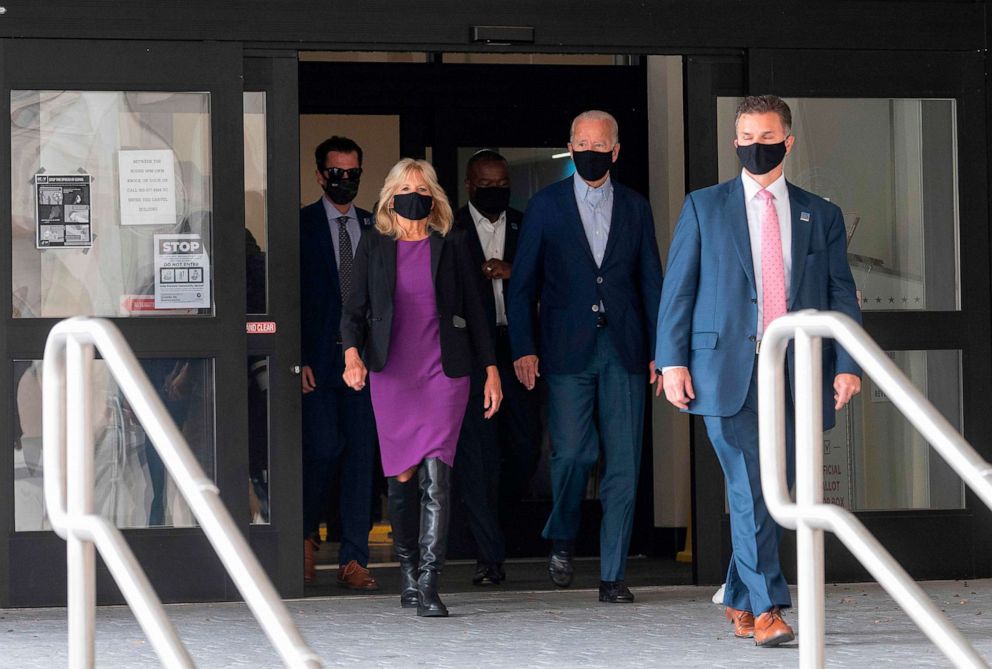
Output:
[3, 579, 992, 668]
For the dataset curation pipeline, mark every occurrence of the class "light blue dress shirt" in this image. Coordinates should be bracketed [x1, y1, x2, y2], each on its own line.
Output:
[321, 198, 362, 266]
[573, 173, 613, 267]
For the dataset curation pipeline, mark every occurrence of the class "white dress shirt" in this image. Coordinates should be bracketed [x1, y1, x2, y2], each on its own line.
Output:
[468, 202, 508, 326]
[662, 170, 792, 374]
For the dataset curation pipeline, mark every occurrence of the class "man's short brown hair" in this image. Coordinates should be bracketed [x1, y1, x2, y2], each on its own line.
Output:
[735, 95, 792, 133]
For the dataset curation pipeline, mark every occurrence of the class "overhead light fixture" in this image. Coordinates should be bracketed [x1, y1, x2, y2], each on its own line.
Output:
[551, 152, 570, 159]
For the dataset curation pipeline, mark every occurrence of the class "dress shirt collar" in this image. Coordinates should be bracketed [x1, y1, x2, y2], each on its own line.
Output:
[741, 168, 788, 205]
[573, 172, 613, 205]
[468, 201, 506, 230]
[322, 196, 357, 224]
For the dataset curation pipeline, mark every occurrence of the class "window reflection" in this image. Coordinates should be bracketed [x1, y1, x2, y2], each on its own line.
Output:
[826, 350, 964, 511]
[248, 355, 270, 524]
[13, 358, 215, 531]
[10, 90, 213, 318]
[244, 91, 268, 314]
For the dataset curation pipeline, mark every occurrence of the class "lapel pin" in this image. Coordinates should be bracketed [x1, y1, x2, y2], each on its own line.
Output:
[510, 222, 519, 230]
[800, 212, 811, 222]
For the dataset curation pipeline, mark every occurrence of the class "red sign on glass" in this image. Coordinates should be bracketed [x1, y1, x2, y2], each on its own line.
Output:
[246, 321, 277, 334]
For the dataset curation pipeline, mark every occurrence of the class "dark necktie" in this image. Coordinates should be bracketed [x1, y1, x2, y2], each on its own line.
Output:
[337, 216, 353, 300]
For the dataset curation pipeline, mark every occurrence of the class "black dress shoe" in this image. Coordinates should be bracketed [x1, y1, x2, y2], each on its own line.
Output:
[548, 551, 574, 588]
[472, 562, 505, 586]
[599, 580, 634, 603]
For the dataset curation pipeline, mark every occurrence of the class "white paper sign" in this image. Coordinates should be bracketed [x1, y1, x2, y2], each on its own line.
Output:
[119, 149, 177, 226]
[154, 234, 210, 309]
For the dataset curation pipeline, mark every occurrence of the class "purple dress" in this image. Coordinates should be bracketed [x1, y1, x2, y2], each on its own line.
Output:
[370, 238, 470, 477]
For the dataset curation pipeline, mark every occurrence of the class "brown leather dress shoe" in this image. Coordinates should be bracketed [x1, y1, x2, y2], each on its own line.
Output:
[754, 607, 795, 647]
[303, 537, 318, 584]
[336, 560, 380, 591]
[725, 607, 755, 638]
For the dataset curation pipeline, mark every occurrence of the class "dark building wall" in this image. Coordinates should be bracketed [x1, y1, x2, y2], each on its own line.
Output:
[0, 1, 982, 52]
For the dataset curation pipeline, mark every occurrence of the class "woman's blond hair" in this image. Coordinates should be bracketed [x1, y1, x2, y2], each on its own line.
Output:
[375, 158, 453, 238]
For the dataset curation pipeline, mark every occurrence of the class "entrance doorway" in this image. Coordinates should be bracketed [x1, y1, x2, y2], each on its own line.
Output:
[294, 52, 693, 593]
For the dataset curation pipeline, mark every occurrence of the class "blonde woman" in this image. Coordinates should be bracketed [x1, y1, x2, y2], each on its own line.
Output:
[341, 158, 502, 617]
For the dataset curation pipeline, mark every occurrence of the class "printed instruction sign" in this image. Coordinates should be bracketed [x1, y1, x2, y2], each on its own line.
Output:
[119, 149, 177, 226]
[154, 234, 210, 309]
[35, 174, 92, 248]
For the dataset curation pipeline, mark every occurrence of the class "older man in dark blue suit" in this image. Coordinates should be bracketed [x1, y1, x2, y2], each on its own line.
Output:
[656, 96, 862, 646]
[508, 111, 664, 603]
[300, 136, 378, 590]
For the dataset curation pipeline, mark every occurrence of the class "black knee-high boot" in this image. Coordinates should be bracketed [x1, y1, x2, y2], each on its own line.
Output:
[417, 457, 451, 617]
[387, 476, 421, 608]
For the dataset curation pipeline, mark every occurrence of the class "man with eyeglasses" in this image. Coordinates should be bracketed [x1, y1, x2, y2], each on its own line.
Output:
[507, 111, 664, 603]
[299, 136, 378, 590]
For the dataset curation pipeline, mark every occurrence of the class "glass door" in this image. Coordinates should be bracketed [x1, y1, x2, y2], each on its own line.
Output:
[243, 52, 303, 597]
[1, 39, 249, 606]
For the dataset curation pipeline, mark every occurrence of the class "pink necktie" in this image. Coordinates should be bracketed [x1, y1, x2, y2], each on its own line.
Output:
[758, 189, 787, 333]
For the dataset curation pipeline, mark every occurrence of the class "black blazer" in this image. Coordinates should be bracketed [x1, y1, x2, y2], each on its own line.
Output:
[340, 225, 497, 378]
[451, 205, 524, 328]
[300, 199, 374, 386]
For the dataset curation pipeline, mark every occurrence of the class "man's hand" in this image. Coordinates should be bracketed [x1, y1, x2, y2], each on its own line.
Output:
[301, 365, 316, 394]
[649, 361, 663, 397]
[483, 258, 512, 280]
[483, 366, 503, 419]
[514, 355, 540, 390]
[663, 367, 696, 410]
[833, 373, 861, 410]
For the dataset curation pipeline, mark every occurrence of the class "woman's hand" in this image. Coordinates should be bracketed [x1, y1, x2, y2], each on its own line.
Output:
[483, 365, 503, 419]
[342, 347, 368, 391]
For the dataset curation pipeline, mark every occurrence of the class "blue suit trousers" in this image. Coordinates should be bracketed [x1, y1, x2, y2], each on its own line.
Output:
[543, 329, 645, 582]
[703, 361, 795, 615]
[302, 381, 376, 567]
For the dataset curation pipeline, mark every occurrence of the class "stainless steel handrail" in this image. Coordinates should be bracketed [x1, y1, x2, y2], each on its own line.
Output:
[42, 317, 323, 669]
[758, 310, 992, 669]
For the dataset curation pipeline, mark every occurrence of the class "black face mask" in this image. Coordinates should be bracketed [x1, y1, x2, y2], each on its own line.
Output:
[471, 186, 511, 217]
[323, 178, 360, 205]
[392, 192, 433, 221]
[736, 141, 788, 176]
[572, 149, 614, 182]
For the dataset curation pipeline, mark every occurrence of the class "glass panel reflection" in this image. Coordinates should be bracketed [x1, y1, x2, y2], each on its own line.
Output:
[244, 92, 268, 314]
[826, 349, 964, 511]
[717, 97, 960, 312]
[13, 357, 215, 531]
[11, 90, 213, 318]
[248, 355, 270, 524]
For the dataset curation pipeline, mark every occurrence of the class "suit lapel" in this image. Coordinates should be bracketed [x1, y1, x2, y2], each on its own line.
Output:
[505, 210, 521, 263]
[382, 234, 397, 301]
[787, 183, 812, 308]
[600, 185, 622, 267]
[557, 180, 597, 267]
[429, 231, 444, 285]
[726, 178, 756, 292]
[461, 210, 487, 266]
[310, 201, 338, 279]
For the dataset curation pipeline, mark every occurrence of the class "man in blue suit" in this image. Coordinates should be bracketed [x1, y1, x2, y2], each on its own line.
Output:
[508, 111, 664, 603]
[300, 136, 378, 590]
[656, 96, 862, 646]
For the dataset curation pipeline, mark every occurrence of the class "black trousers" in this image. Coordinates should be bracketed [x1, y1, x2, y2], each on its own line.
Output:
[454, 326, 541, 565]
